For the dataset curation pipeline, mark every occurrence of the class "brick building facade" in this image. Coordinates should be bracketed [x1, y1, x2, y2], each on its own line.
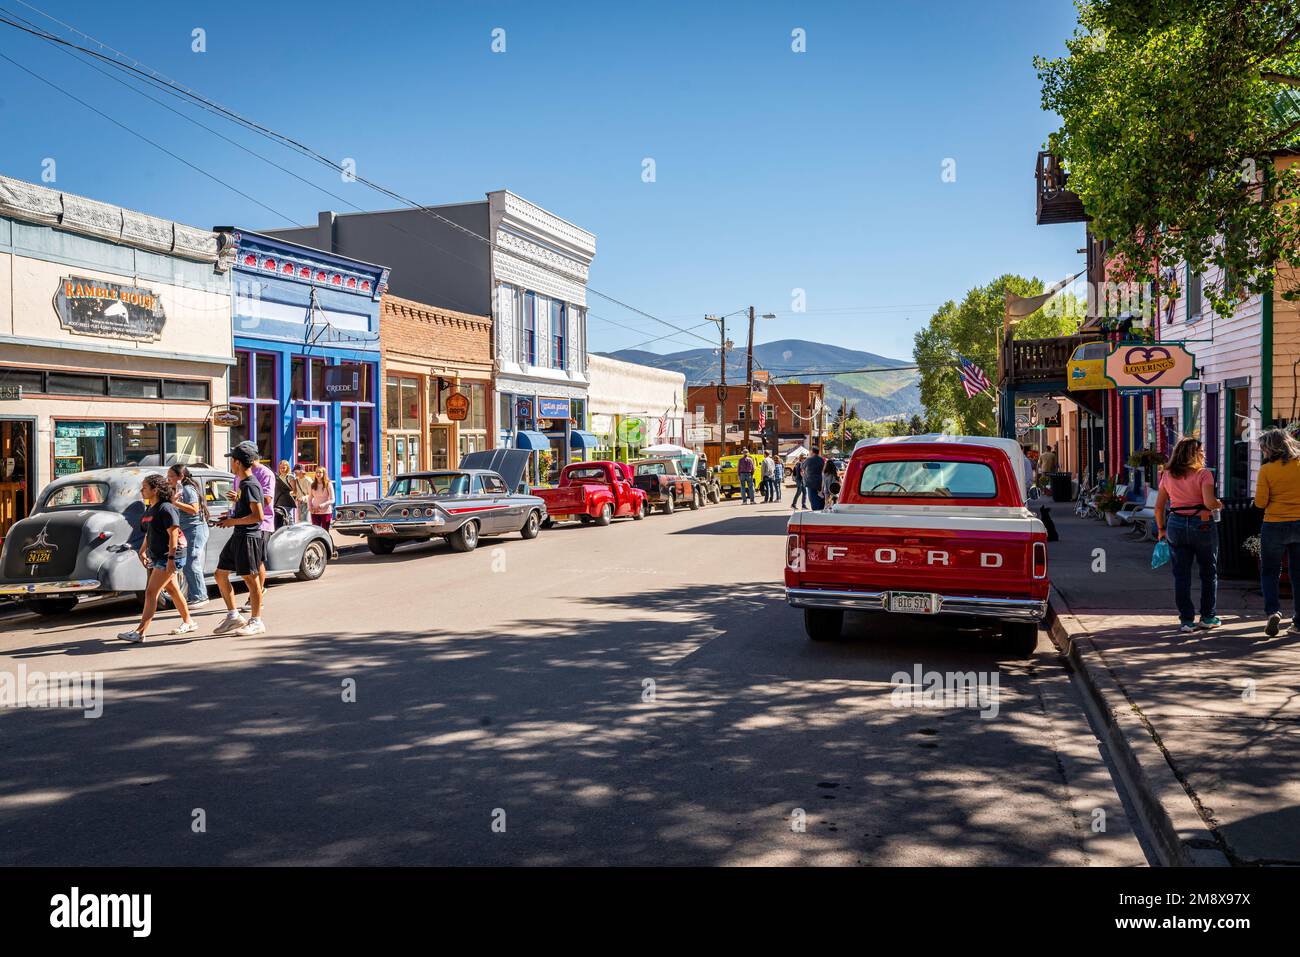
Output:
[685, 381, 826, 459]
[379, 294, 493, 480]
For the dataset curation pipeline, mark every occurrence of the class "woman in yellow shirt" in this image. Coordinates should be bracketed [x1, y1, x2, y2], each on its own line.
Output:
[1255, 429, 1300, 636]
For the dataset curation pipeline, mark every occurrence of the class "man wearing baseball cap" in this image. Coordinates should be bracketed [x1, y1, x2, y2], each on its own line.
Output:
[225, 441, 274, 612]
[214, 444, 268, 636]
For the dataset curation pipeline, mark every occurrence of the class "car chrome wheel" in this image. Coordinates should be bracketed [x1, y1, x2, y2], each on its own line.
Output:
[295, 540, 328, 581]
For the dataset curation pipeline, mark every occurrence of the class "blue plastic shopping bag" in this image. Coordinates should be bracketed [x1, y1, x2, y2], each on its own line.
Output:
[1151, 539, 1171, 569]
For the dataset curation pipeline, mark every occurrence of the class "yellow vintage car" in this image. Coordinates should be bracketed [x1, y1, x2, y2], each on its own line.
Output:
[716, 452, 768, 499]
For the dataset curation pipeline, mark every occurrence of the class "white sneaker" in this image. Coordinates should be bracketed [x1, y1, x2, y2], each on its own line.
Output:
[213, 614, 247, 636]
[117, 630, 144, 643]
[239, 602, 251, 614]
[170, 620, 198, 636]
[235, 618, 266, 637]
[188, 597, 210, 609]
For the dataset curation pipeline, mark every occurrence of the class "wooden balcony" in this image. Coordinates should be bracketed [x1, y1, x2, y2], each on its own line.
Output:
[1036, 151, 1088, 225]
[1002, 334, 1096, 386]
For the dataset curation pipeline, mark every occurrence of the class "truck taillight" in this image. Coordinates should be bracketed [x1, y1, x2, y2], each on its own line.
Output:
[1032, 541, 1048, 579]
[787, 533, 804, 572]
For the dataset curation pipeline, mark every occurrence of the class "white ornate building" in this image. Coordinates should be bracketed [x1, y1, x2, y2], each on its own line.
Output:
[488, 190, 596, 474]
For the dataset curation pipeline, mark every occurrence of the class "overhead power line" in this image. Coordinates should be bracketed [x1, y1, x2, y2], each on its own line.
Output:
[0, 3, 718, 349]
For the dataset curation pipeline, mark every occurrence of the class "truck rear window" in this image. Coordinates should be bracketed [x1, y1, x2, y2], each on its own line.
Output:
[566, 468, 608, 482]
[858, 460, 997, 498]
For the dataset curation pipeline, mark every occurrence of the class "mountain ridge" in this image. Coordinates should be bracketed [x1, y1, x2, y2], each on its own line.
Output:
[602, 338, 922, 422]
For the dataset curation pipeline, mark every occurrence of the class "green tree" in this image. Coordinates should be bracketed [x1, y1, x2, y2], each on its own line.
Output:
[912, 275, 1076, 436]
[907, 414, 926, 435]
[1036, 0, 1300, 316]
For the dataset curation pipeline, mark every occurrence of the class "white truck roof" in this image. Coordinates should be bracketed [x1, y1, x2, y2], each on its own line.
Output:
[851, 434, 1033, 504]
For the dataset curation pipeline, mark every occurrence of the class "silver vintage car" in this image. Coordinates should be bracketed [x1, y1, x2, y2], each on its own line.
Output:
[333, 449, 547, 555]
[0, 465, 335, 616]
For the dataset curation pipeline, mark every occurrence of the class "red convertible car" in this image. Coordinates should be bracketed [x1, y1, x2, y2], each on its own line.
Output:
[784, 435, 1048, 655]
[533, 461, 649, 527]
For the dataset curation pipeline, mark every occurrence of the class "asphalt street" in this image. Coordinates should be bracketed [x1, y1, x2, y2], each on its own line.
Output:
[0, 496, 1148, 865]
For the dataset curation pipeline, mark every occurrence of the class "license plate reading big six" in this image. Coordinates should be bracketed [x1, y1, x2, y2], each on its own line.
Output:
[887, 592, 939, 614]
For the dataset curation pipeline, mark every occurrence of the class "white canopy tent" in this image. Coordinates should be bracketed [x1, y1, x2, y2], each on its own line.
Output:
[783, 445, 810, 464]
[642, 443, 693, 456]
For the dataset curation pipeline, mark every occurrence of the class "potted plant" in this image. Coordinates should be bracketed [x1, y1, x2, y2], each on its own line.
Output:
[1095, 489, 1125, 526]
[1244, 535, 1291, 598]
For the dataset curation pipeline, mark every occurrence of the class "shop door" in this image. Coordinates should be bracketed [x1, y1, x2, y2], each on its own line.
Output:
[296, 424, 325, 472]
[429, 426, 450, 470]
[0, 418, 34, 544]
[1225, 387, 1251, 500]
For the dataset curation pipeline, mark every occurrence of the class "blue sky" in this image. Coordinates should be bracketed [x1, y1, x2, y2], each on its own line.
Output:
[0, 0, 1084, 361]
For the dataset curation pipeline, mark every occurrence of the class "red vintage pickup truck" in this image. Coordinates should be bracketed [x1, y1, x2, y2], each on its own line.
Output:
[534, 461, 649, 527]
[784, 435, 1048, 655]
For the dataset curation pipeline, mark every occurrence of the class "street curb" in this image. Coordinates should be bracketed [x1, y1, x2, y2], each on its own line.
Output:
[1046, 586, 1231, 867]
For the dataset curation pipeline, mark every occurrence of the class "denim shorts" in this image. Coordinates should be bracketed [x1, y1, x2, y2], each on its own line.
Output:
[149, 554, 187, 570]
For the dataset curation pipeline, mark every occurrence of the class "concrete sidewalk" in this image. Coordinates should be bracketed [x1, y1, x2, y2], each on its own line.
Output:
[1042, 503, 1300, 865]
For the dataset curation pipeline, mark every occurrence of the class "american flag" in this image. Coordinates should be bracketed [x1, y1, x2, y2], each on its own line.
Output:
[758, 407, 767, 432]
[957, 355, 992, 398]
[657, 414, 667, 439]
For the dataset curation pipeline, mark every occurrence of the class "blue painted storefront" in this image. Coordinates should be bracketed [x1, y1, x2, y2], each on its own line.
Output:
[229, 231, 389, 505]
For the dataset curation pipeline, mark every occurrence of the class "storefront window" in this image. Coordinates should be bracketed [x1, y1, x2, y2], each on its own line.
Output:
[111, 422, 161, 466]
[340, 362, 378, 479]
[54, 420, 209, 472]
[53, 421, 107, 475]
[166, 424, 209, 463]
[464, 381, 487, 431]
[232, 350, 279, 462]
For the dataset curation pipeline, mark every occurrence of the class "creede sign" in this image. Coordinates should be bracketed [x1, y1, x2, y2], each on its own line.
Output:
[54, 276, 166, 342]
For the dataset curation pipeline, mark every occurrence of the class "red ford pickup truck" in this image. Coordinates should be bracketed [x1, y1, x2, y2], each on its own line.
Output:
[534, 461, 649, 527]
[784, 435, 1048, 656]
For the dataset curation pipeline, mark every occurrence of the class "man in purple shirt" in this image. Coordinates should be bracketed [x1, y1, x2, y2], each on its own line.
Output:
[228, 441, 275, 606]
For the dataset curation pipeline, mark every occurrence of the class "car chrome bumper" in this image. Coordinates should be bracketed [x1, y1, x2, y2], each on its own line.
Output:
[785, 587, 1047, 622]
[0, 579, 102, 597]
[333, 519, 446, 537]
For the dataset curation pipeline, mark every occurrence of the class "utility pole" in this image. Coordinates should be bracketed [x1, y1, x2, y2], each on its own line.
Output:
[840, 397, 847, 453]
[742, 305, 756, 449]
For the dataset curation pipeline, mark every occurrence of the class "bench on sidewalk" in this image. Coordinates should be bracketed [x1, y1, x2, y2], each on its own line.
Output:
[1118, 490, 1159, 540]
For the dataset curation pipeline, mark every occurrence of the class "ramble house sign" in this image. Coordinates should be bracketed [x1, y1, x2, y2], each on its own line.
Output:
[54, 276, 166, 342]
[1103, 342, 1196, 390]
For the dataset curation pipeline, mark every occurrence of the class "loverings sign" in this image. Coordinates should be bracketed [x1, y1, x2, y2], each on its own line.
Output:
[1100, 342, 1196, 390]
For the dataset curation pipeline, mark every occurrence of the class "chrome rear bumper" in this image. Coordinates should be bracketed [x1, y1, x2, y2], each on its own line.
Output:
[785, 587, 1047, 622]
[0, 579, 102, 597]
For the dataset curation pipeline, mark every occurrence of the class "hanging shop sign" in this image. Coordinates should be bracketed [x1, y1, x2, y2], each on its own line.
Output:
[618, 417, 644, 446]
[515, 399, 533, 421]
[1067, 341, 1111, 390]
[445, 392, 470, 422]
[53, 276, 166, 342]
[537, 397, 571, 420]
[1104, 342, 1195, 390]
[210, 405, 244, 428]
[322, 364, 365, 402]
[752, 370, 769, 401]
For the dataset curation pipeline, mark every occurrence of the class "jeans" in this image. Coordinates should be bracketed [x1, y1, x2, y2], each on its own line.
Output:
[179, 521, 209, 603]
[808, 487, 825, 511]
[1166, 513, 1218, 623]
[773, 476, 783, 501]
[792, 483, 807, 508]
[760, 477, 773, 501]
[1260, 519, 1300, 618]
[740, 474, 755, 503]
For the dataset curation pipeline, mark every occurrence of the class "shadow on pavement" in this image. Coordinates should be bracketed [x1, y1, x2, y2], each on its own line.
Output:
[0, 577, 1085, 867]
